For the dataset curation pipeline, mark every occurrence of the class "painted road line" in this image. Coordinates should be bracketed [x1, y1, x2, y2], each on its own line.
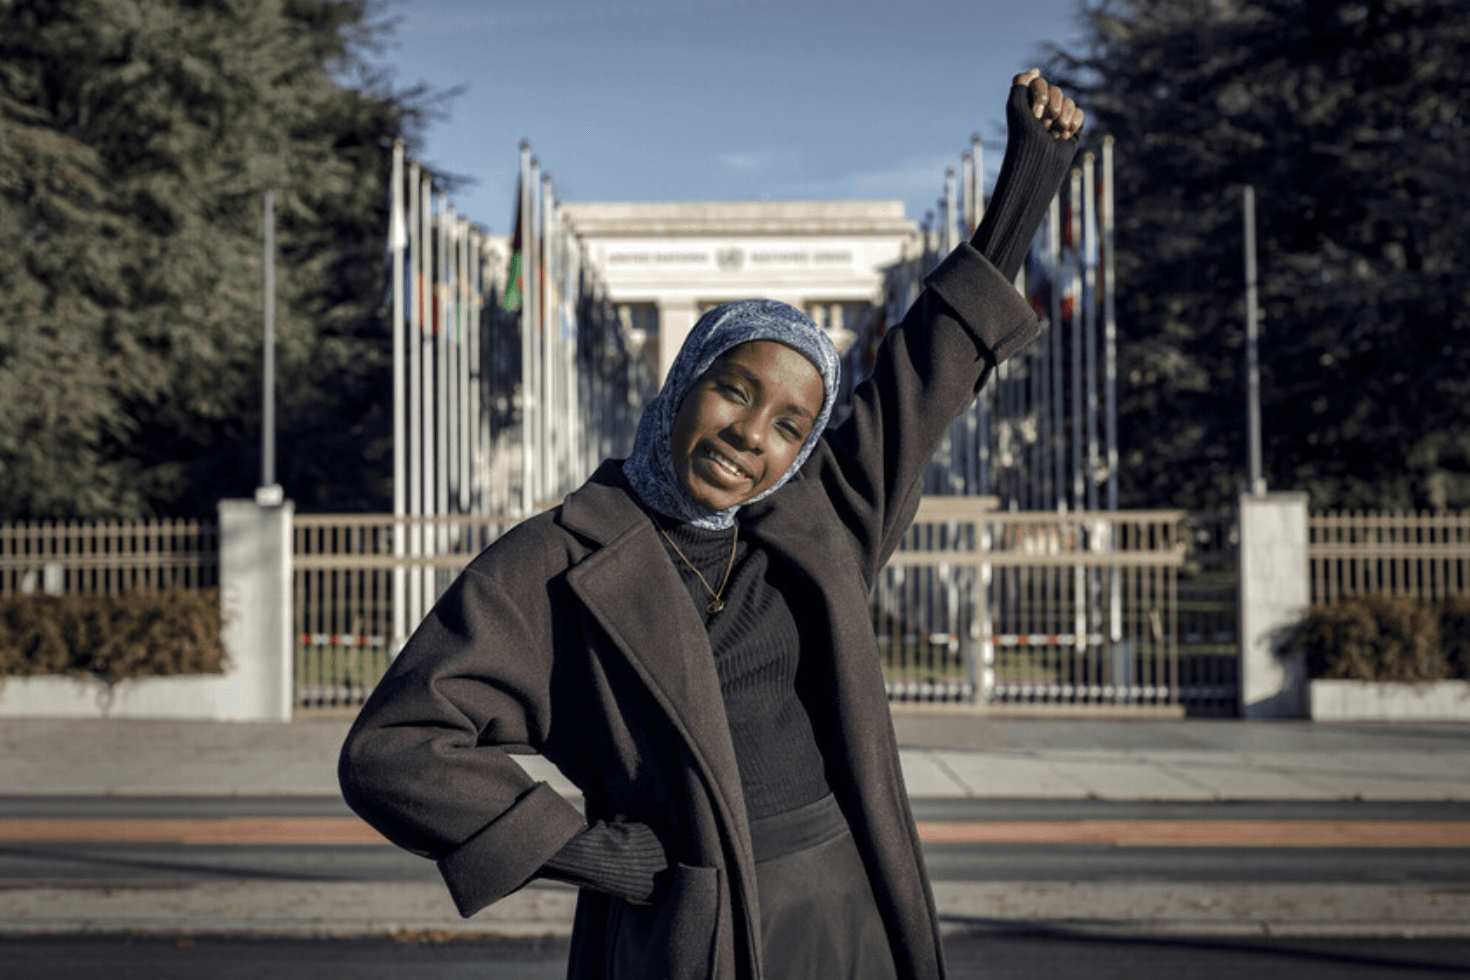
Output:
[916, 821, 1470, 847]
[2, 819, 1469, 847]
[0, 818, 386, 844]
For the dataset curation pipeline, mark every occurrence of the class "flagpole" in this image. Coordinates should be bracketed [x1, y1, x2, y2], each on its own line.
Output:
[543, 175, 560, 499]
[531, 160, 547, 505]
[943, 167, 957, 254]
[468, 228, 483, 516]
[545, 171, 558, 500]
[408, 161, 423, 629]
[1069, 167, 1084, 514]
[457, 218, 469, 516]
[1048, 195, 1064, 513]
[420, 174, 436, 610]
[531, 155, 545, 508]
[1103, 137, 1119, 513]
[436, 191, 451, 561]
[417, 166, 432, 614]
[1244, 184, 1265, 496]
[973, 136, 991, 497]
[257, 191, 282, 506]
[518, 144, 535, 515]
[390, 141, 407, 651]
[1033, 197, 1053, 510]
[1099, 142, 1122, 654]
[445, 203, 460, 520]
[1083, 152, 1100, 513]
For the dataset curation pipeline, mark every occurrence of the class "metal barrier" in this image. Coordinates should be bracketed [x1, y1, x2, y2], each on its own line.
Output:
[879, 499, 1193, 713]
[292, 513, 520, 711]
[1177, 510, 1240, 716]
[291, 503, 1226, 716]
[0, 518, 218, 595]
[1310, 510, 1470, 602]
[15, 507, 1465, 716]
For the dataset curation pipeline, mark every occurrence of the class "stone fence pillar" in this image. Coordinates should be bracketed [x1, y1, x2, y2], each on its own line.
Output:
[1238, 491, 1310, 718]
[218, 498, 294, 722]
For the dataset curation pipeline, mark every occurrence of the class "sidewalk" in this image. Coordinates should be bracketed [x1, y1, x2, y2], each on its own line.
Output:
[3, 711, 1469, 802]
[1, 712, 1468, 939]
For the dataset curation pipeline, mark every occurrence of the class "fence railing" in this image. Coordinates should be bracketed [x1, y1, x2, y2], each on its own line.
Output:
[18, 506, 1462, 716]
[1177, 510, 1239, 716]
[292, 513, 522, 711]
[1310, 511, 1470, 604]
[878, 499, 1194, 713]
[0, 519, 218, 595]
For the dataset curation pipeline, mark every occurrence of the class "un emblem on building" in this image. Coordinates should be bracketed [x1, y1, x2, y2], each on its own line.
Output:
[715, 247, 745, 272]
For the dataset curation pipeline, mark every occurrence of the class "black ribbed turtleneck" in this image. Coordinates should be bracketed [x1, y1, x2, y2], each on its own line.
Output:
[656, 519, 832, 819]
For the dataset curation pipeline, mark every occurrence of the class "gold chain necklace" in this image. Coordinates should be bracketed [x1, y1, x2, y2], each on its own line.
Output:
[656, 520, 739, 615]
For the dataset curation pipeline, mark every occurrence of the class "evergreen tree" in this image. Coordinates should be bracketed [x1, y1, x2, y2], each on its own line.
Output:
[0, 0, 431, 518]
[1050, 0, 1470, 510]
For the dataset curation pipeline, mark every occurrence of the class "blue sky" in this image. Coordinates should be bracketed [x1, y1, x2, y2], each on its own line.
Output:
[368, 0, 1091, 234]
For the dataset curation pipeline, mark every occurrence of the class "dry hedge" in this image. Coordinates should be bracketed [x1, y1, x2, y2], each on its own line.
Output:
[0, 590, 226, 683]
[1289, 595, 1470, 683]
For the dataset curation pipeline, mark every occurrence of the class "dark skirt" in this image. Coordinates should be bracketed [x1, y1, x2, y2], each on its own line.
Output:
[750, 794, 899, 980]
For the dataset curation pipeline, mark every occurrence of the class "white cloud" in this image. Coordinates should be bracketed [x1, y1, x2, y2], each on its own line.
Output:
[712, 150, 795, 172]
[775, 153, 959, 205]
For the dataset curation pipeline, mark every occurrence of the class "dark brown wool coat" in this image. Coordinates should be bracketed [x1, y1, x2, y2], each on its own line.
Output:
[338, 243, 1041, 980]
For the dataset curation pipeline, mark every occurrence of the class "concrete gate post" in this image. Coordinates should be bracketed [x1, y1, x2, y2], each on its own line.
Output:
[218, 498, 295, 722]
[1237, 491, 1310, 718]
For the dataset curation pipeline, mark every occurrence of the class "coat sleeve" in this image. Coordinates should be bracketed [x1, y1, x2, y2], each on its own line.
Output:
[337, 519, 588, 918]
[802, 242, 1043, 581]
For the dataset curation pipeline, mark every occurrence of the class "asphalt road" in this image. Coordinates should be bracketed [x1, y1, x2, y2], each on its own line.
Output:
[5, 795, 1469, 890]
[3, 933, 1468, 980]
[4, 794, 1469, 978]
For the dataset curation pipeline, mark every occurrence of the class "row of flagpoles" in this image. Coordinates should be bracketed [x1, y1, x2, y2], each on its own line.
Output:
[878, 136, 1119, 515]
[384, 140, 655, 644]
[866, 136, 1127, 703]
[379, 130, 1117, 645]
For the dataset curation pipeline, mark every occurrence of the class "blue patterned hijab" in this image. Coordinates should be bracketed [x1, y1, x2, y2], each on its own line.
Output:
[623, 300, 841, 530]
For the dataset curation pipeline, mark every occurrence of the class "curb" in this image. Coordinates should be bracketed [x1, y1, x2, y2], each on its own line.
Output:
[3, 881, 1468, 940]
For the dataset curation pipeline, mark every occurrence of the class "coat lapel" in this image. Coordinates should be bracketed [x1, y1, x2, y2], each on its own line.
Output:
[557, 463, 750, 834]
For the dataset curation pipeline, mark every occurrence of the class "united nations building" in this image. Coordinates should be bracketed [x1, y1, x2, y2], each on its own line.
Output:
[560, 200, 919, 380]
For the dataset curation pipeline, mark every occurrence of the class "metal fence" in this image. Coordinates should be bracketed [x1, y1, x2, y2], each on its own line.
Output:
[1310, 510, 1470, 603]
[0, 518, 218, 596]
[1177, 511, 1240, 716]
[292, 513, 521, 711]
[16, 508, 1463, 715]
[878, 499, 1196, 714]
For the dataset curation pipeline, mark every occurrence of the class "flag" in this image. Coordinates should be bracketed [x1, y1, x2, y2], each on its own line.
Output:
[382, 163, 409, 315]
[1057, 197, 1086, 323]
[1025, 226, 1057, 319]
[1082, 179, 1100, 321]
[503, 179, 524, 313]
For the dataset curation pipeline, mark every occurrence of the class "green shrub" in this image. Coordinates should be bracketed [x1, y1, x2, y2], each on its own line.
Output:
[1289, 595, 1458, 682]
[0, 590, 226, 683]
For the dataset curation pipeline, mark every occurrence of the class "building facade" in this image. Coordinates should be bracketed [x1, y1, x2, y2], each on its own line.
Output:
[561, 200, 918, 381]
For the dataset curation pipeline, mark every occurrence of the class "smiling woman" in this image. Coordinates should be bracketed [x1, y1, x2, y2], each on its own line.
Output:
[340, 70, 1084, 980]
[669, 341, 826, 513]
[628, 299, 841, 527]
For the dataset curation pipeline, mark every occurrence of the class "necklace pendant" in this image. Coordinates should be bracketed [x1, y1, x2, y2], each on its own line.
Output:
[706, 598, 725, 615]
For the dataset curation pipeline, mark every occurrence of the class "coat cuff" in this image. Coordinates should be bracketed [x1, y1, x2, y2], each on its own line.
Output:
[436, 780, 586, 917]
[924, 241, 1044, 366]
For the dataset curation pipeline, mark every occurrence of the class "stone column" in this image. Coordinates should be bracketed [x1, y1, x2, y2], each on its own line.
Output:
[1237, 491, 1310, 718]
[218, 498, 295, 722]
[655, 298, 699, 384]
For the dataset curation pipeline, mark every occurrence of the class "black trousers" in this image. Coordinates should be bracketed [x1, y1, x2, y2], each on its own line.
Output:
[750, 794, 899, 980]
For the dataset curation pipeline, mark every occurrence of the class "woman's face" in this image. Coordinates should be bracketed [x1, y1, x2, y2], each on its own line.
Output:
[669, 340, 825, 512]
